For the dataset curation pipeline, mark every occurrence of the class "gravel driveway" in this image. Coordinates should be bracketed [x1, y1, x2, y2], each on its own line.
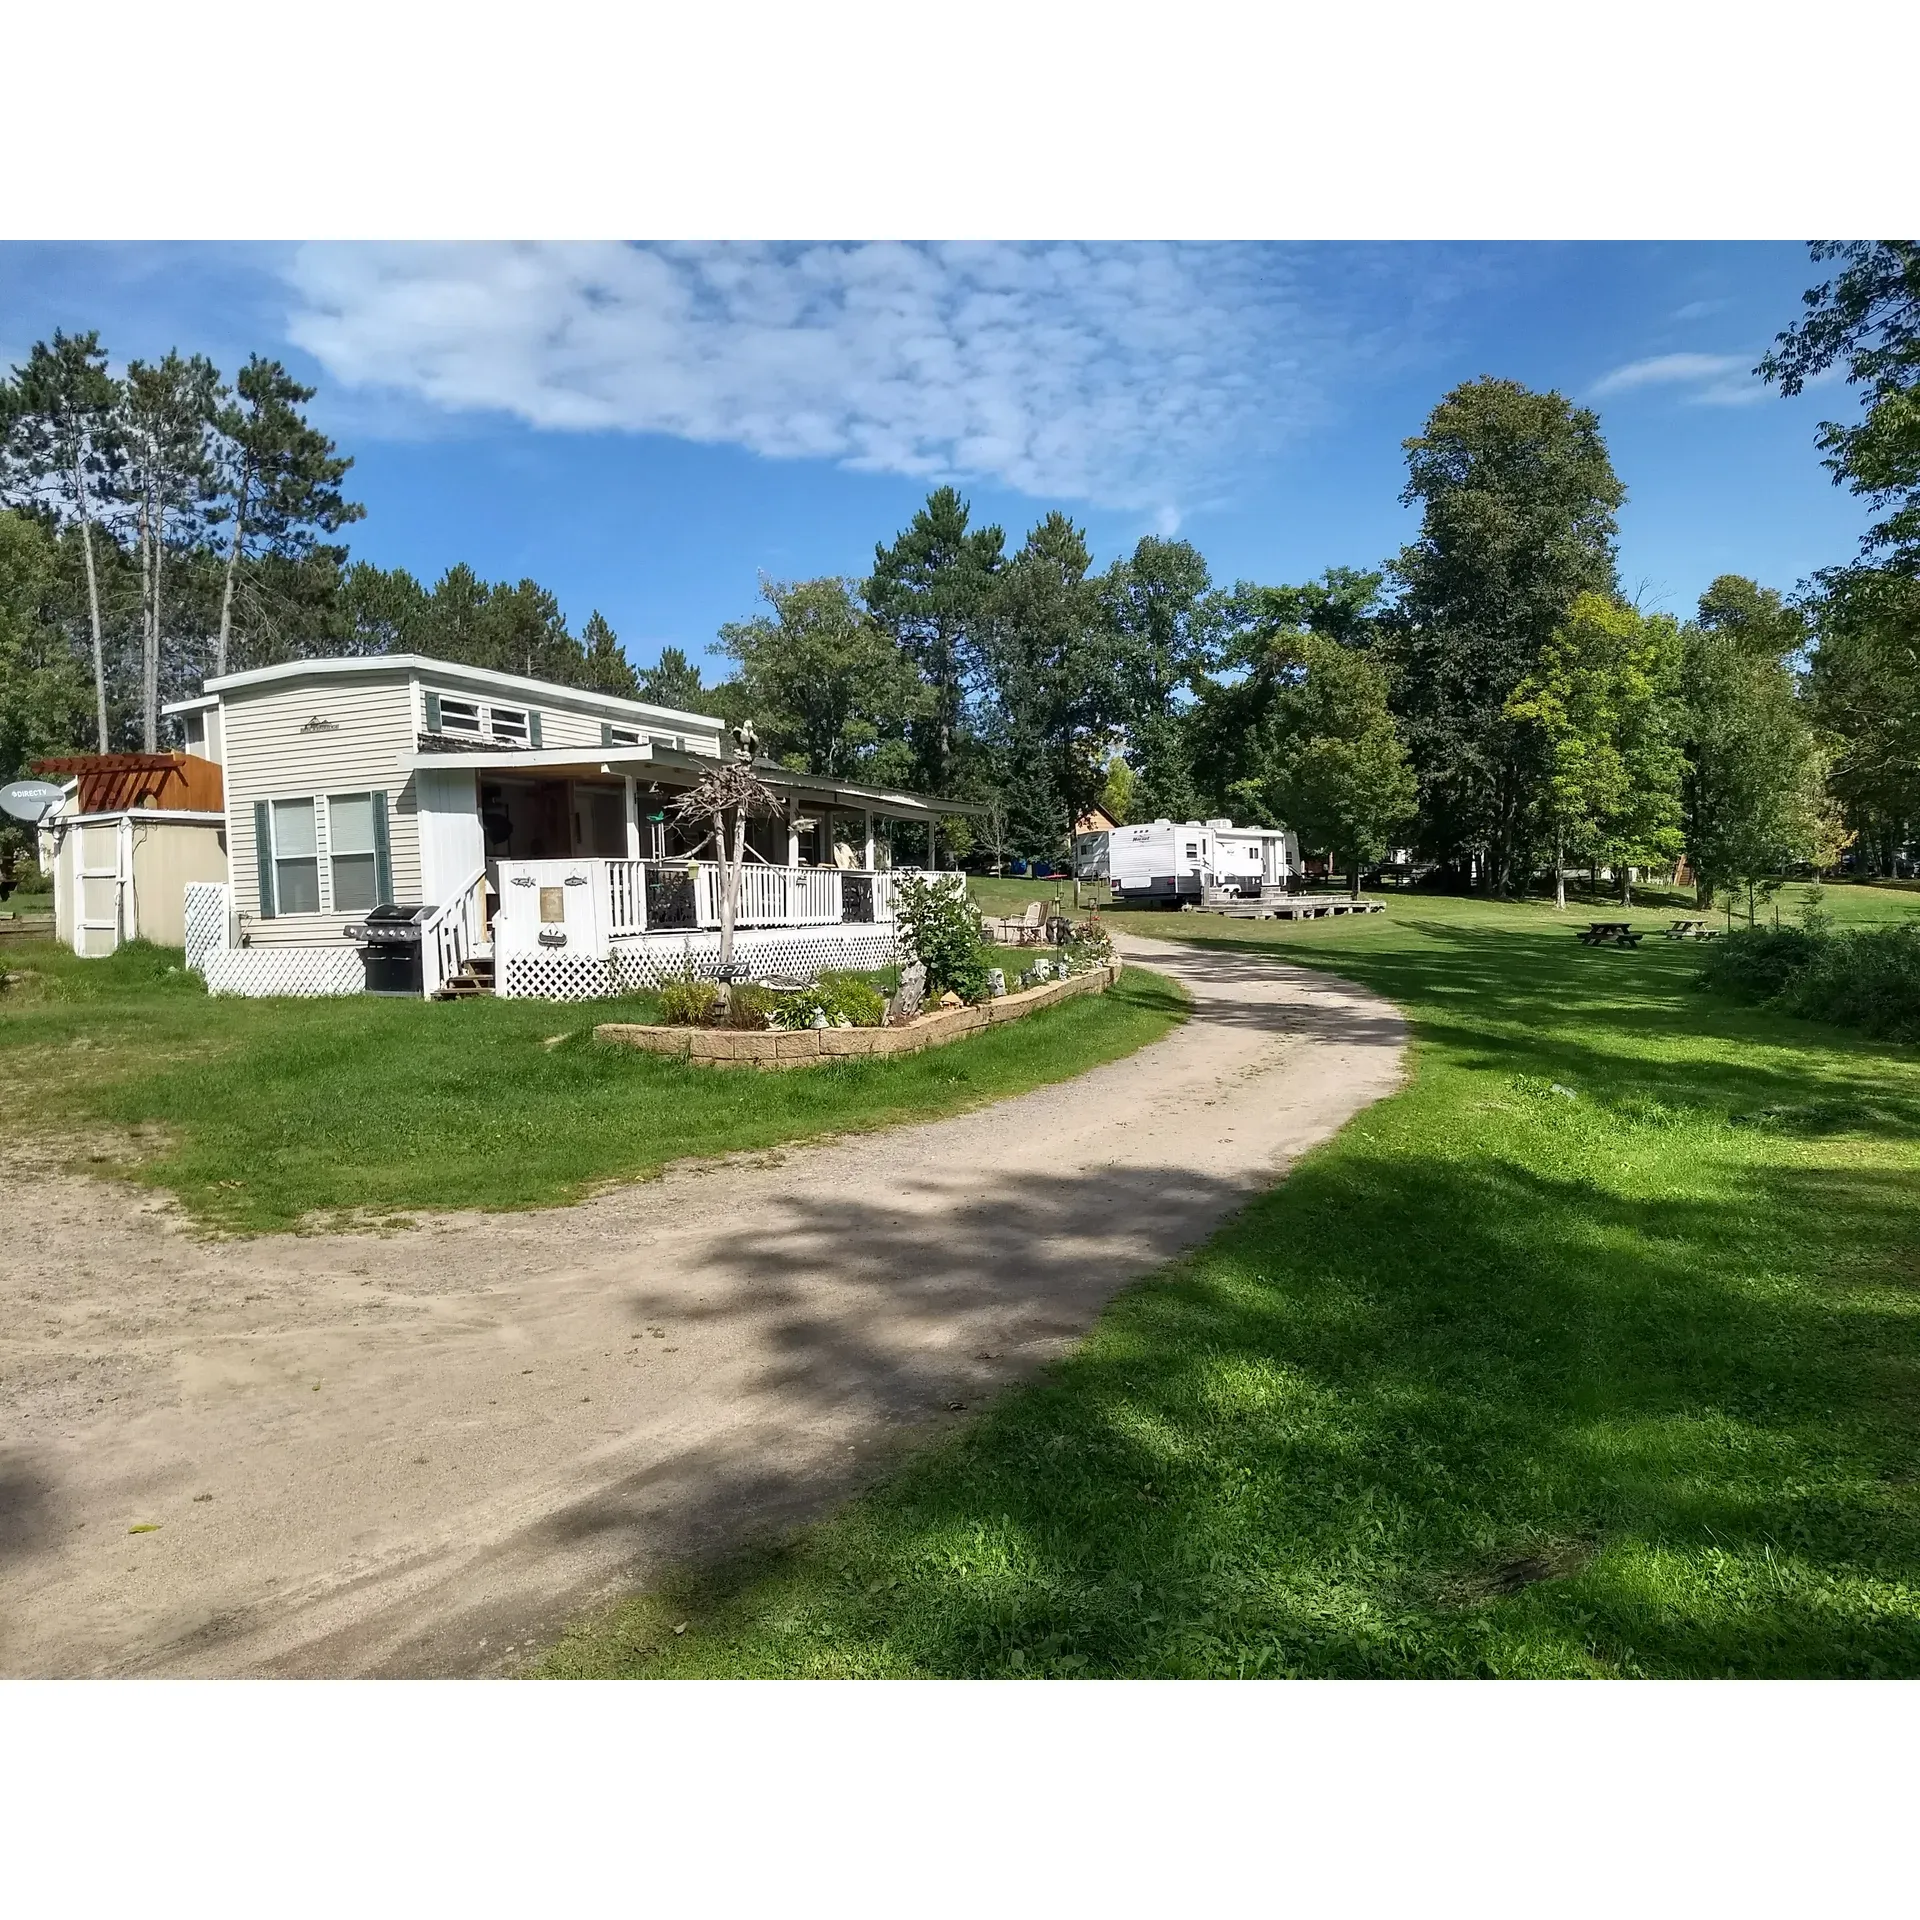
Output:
[0, 934, 1404, 1677]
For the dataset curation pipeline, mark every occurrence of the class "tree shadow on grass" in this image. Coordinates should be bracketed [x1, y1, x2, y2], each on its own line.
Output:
[535, 1100, 1920, 1679]
[1147, 920, 1920, 1142]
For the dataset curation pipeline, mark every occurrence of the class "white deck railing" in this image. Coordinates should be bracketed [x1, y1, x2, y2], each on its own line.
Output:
[490, 857, 956, 960]
[421, 866, 489, 996]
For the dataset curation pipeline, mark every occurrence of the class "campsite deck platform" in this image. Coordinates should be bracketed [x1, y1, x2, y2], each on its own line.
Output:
[1192, 895, 1385, 921]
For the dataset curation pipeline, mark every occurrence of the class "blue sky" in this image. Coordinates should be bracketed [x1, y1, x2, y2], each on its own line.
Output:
[0, 241, 1868, 675]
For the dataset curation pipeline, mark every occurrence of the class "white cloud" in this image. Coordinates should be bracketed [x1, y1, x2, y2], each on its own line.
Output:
[1590, 351, 1767, 407]
[1672, 298, 1729, 321]
[283, 241, 1418, 516]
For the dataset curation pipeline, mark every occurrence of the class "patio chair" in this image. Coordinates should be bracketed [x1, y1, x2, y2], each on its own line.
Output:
[1014, 900, 1047, 946]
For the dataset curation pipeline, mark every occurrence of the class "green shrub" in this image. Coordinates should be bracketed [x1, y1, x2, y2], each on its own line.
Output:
[1062, 918, 1114, 974]
[893, 872, 994, 1002]
[1701, 923, 1920, 1041]
[772, 972, 887, 1030]
[724, 983, 779, 1029]
[1699, 926, 1820, 1003]
[658, 977, 720, 1026]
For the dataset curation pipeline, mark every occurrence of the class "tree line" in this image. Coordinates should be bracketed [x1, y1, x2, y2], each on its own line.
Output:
[0, 330, 652, 780]
[4, 240, 1916, 907]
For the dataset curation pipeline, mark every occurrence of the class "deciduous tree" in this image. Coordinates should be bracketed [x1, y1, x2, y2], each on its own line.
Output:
[1387, 378, 1625, 892]
[1506, 594, 1685, 907]
[1253, 632, 1416, 897]
[1682, 576, 1829, 913]
[1760, 242, 1920, 574]
[716, 576, 923, 780]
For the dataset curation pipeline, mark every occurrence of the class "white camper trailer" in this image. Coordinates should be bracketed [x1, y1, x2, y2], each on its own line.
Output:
[1211, 822, 1299, 895]
[1106, 818, 1298, 907]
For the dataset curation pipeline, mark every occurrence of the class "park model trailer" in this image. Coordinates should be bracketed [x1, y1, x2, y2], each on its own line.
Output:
[1106, 819, 1298, 907]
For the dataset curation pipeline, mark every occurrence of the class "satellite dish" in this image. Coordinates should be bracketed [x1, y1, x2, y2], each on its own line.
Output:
[0, 779, 66, 825]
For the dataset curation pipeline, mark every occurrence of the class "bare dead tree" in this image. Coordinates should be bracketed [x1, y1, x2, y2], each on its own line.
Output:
[669, 723, 778, 1007]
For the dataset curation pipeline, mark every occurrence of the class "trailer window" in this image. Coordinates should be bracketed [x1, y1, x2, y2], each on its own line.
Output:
[1184, 842, 1199, 858]
[436, 696, 483, 735]
[269, 798, 320, 914]
[327, 793, 381, 911]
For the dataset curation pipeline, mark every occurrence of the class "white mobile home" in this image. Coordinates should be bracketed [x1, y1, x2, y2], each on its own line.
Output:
[158, 653, 974, 1001]
[1106, 818, 1297, 907]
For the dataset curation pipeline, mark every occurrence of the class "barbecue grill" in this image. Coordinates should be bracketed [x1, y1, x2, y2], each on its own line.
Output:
[343, 902, 433, 995]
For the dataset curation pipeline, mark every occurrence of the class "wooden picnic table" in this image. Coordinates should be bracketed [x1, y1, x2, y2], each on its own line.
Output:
[1664, 917, 1716, 940]
[1578, 920, 1643, 948]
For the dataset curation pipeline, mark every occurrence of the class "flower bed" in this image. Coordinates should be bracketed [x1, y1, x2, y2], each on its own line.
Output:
[596, 961, 1124, 1069]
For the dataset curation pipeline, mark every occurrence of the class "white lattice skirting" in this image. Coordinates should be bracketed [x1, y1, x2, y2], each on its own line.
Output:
[202, 947, 366, 998]
[499, 925, 901, 1001]
[185, 881, 365, 997]
[183, 882, 229, 972]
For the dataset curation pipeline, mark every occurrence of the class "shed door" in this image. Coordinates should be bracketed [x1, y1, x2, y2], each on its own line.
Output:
[77, 821, 123, 956]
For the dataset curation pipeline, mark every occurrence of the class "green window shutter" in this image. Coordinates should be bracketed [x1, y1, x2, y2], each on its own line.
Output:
[529, 710, 543, 748]
[601, 722, 613, 746]
[424, 690, 441, 733]
[372, 791, 394, 905]
[253, 799, 277, 918]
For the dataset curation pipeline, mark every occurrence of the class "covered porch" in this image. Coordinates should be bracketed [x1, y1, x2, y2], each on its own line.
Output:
[402, 739, 974, 998]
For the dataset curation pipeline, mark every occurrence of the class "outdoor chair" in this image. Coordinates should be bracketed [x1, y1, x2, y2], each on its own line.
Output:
[1015, 900, 1047, 945]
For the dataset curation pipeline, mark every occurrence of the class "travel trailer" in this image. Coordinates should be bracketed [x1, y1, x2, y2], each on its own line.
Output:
[1105, 818, 1297, 906]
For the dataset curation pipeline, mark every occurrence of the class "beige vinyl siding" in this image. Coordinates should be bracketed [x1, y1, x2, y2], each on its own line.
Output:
[128, 819, 227, 947]
[223, 672, 419, 946]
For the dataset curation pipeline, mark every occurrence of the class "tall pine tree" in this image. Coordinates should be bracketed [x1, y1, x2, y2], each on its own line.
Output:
[865, 486, 1003, 794]
[213, 357, 362, 676]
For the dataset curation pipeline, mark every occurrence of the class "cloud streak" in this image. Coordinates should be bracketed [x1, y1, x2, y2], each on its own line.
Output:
[284, 241, 1440, 516]
[1590, 350, 1767, 407]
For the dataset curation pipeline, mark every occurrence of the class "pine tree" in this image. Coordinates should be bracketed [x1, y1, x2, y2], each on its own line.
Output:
[984, 514, 1124, 894]
[1100, 535, 1216, 822]
[638, 645, 706, 712]
[213, 357, 362, 676]
[122, 352, 221, 745]
[579, 610, 640, 697]
[1, 332, 123, 749]
[866, 486, 1004, 794]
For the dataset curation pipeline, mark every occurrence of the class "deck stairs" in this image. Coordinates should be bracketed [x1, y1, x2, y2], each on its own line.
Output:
[433, 952, 495, 999]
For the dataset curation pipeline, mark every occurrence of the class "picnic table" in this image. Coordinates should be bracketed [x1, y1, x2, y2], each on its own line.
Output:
[1664, 918, 1718, 941]
[1578, 920, 1643, 948]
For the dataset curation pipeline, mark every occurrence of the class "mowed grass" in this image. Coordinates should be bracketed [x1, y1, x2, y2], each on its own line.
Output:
[539, 882, 1920, 1679]
[0, 940, 1186, 1234]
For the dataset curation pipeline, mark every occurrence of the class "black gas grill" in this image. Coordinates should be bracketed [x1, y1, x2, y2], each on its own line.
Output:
[343, 902, 432, 995]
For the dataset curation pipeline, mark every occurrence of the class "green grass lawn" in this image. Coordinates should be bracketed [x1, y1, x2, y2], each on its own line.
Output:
[0, 940, 1186, 1234]
[539, 882, 1920, 1679]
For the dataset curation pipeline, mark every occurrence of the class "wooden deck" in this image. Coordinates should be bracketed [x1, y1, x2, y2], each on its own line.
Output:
[1194, 893, 1385, 921]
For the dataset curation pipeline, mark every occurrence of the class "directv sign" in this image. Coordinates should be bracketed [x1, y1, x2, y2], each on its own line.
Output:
[0, 780, 65, 825]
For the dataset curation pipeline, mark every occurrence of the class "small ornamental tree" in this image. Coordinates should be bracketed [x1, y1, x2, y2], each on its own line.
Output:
[669, 722, 778, 1007]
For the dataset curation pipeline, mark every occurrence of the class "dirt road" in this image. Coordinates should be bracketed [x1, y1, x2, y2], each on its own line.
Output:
[0, 935, 1404, 1677]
